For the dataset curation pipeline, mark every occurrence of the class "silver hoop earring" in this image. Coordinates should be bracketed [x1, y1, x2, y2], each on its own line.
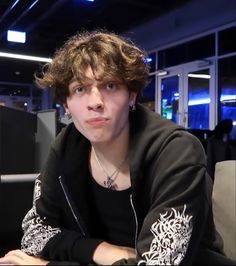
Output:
[65, 111, 72, 119]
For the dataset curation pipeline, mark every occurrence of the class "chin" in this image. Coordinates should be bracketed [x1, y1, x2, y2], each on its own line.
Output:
[89, 134, 113, 144]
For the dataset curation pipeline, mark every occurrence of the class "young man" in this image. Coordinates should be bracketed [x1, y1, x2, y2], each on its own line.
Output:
[0, 31, 230, 265]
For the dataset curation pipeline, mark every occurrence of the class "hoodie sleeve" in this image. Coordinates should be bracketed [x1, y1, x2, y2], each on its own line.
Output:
[20, 148, 103, 264]
[135, 131, 212, 265]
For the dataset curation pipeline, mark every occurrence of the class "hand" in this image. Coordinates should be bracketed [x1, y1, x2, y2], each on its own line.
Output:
[0, 249, 49, 265]
[93, 242, 136, 265]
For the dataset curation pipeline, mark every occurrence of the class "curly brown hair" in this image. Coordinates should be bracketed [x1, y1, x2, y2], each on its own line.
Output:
[35, 30, 150, 104]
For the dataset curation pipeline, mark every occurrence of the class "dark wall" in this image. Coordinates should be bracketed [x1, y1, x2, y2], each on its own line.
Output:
[0, 106, 37, 174]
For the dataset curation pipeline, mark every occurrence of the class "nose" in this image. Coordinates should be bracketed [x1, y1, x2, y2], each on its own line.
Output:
[87, 87, 104, 111]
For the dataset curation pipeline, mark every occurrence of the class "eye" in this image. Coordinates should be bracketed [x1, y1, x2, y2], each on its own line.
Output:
[105, 82, 118, 91]
[74, 87, 86, 95]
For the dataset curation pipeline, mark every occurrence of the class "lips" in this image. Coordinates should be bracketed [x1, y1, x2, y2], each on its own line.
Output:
[86, 117, 110, 127]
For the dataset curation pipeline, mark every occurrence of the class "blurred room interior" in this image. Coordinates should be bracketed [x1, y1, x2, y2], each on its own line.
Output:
[0, 0, 235, 259]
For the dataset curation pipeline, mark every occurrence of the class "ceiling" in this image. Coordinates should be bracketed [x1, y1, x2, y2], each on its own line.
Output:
[0, 0, 189, 86]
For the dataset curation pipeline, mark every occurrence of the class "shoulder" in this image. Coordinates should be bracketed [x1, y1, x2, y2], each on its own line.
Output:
[130, 104, 184, 138]
[130, 104, 205, 164]
[130, 104, 185, 148]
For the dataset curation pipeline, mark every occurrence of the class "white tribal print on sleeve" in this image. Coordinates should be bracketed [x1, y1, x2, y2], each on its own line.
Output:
[138, 205, 193, 265]
[21, 179, 61, 255]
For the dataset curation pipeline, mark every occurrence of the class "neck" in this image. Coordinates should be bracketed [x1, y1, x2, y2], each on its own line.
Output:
[90, 127, 131, 190]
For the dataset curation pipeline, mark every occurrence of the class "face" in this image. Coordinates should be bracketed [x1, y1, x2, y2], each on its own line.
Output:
[65, 68, 137, 144]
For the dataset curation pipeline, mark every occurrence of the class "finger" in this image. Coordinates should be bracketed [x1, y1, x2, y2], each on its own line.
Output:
[0, 255, 22, 265]
[5, 249, 22, 257]
[4, 249, 28, 260]
[5, 249, 21, 254]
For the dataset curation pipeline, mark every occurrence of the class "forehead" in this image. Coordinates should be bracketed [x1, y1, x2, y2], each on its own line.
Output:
[70, 66, 122, 85]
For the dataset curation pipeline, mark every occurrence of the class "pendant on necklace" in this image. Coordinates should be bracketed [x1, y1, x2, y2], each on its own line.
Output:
[104, 176, 117, 190]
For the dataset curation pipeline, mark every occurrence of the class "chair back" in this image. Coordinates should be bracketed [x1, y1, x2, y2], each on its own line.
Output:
[212, 160, 236, 260]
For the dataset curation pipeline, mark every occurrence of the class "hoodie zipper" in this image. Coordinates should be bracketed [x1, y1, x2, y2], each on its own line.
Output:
[130, 194, 138, 252]
[59, 176, 86, 236]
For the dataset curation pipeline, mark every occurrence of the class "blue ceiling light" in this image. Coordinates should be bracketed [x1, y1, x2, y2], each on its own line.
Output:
[73, 0, 95, 5]
[28, 0, 39, 10]
[144, 57, 152, 63]
[11, 0, 20, 10]
[0, 0, 20, 24]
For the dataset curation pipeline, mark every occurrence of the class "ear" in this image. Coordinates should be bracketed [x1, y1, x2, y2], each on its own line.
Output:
[63, 103, 70, 114]
[63, 103, 72, 119]
[129, 92, 137, 106]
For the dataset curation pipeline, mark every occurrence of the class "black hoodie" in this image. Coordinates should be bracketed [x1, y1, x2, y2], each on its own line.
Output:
[21, 104, 225, 265]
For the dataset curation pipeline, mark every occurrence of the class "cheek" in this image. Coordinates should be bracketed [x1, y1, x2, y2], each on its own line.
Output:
[71, 114, 87, 136]
[113, 100, 130, 124]
[113, 95, 130, 116]
[66, 101, 85, 126]
[112, 91, 130, 109]
[67, 98, 83, 113]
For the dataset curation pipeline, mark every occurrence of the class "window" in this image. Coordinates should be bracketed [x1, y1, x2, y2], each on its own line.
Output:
[158, 34, 215, 68]
[139, 74, 155, 103]
[218, 56, 236, 139]
[219, 26, 236, 55]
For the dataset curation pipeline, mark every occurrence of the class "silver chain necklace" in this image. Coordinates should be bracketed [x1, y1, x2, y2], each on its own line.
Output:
[92, 146, 128, 190]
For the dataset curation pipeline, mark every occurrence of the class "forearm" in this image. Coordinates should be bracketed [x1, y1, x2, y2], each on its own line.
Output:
[41, 231, 104, 264]
[93, 241, 136, 265]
